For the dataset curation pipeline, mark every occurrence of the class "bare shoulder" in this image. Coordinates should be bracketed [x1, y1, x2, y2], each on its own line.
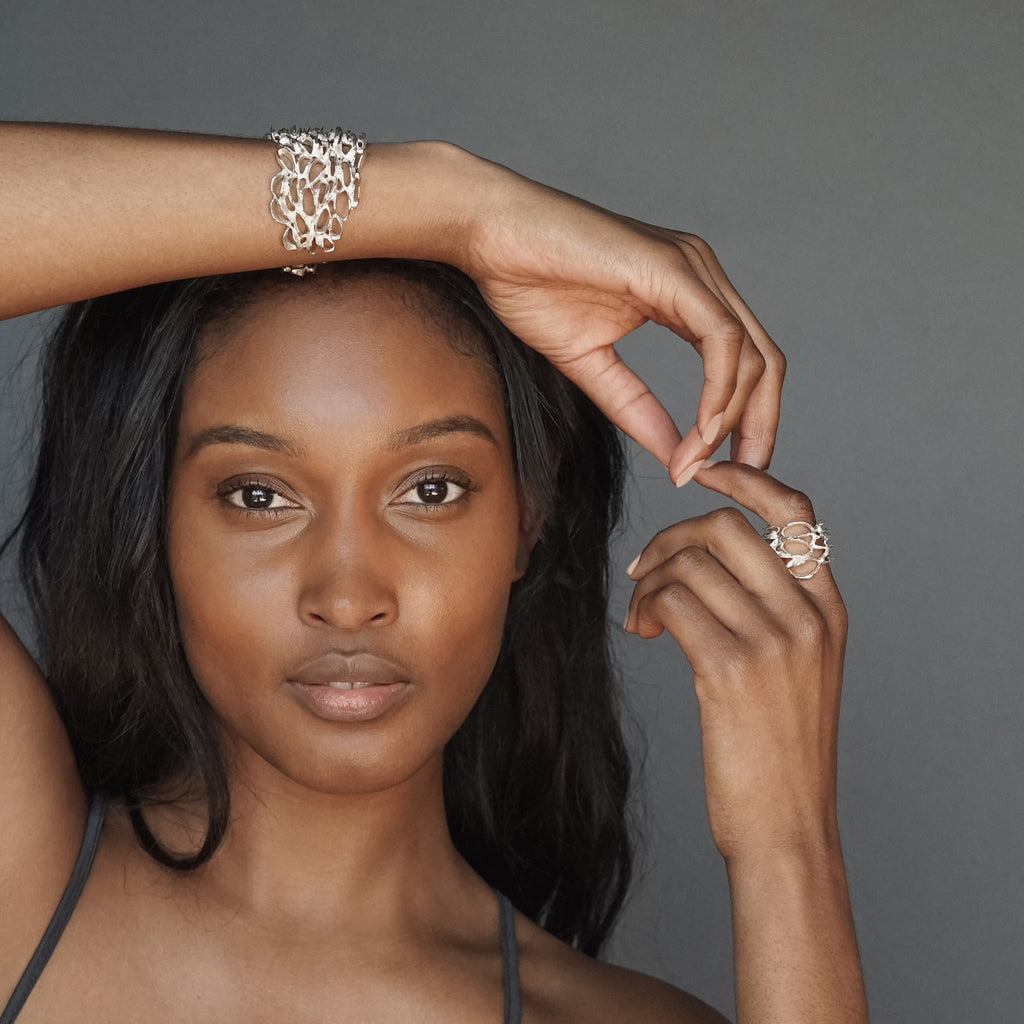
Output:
[0, 612, 86, 992]
[515, 913, 730, 1024]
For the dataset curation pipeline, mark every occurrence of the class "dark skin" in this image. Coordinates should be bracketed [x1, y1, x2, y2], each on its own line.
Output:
[0, 125, 865, 1021]
[0, 277, 722, 1023]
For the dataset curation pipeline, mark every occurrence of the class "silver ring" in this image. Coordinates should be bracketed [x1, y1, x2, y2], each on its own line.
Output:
[761, 520, 831, 579]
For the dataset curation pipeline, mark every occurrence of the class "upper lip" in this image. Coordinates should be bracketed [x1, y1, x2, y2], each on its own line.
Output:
[287, 652, 410, 688]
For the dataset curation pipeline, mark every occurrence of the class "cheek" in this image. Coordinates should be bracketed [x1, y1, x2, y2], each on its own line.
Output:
[167, 505, 518, 699]
[165, 501, 287, 703]
[165, 489, 519, 792]
[414, 559, 511, 671]
[386, 513, 518, 677]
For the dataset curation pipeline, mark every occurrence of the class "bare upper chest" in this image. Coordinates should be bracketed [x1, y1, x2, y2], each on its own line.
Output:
[4, 823, 702, 1024]
[7, 841, 511, 1024]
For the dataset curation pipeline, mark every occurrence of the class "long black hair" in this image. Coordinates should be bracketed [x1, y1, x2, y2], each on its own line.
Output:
[13, 260, 631, 955]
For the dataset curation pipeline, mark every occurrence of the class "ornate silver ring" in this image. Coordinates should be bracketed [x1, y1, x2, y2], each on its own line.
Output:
[761, 520, 832, 580]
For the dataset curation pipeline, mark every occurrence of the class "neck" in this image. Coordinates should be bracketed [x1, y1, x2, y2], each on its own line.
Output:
[143, 750, 486, 936]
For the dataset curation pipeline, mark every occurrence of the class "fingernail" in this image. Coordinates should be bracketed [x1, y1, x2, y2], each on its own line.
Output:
[700, 412, 724, 446]
[673, 459, 703, 487]
[626, 554, 640, 577]
[702, 459, 719, 469]
[622, 611, 631, 631]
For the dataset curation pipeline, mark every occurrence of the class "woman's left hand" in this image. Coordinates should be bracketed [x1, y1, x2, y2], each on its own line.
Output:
[452, 160, 785, 483]
[623, 460, 847, 861]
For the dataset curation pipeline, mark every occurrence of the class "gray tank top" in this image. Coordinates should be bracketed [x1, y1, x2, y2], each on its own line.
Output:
[1, 794, 522, 1023]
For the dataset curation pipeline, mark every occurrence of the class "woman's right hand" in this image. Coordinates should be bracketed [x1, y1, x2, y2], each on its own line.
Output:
[452, 161, 785, 482]
[0, 126, 784, 483]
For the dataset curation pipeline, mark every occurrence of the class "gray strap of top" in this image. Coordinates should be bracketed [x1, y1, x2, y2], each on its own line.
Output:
[497, 890, 522, 1024]
[0, 792, 107, 1024]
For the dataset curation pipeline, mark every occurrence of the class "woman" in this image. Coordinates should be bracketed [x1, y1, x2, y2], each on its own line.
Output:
[0, 123, 867, 1021]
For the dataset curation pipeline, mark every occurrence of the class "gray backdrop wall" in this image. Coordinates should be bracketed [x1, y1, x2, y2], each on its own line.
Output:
[2, 2, 1021, 1021]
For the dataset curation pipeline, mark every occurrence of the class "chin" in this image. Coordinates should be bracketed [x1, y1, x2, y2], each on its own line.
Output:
[215, 699, 462, 801]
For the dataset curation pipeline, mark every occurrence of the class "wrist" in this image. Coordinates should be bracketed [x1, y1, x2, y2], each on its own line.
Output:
[341, 140, 497, 268]
[723, 822, 845, 880]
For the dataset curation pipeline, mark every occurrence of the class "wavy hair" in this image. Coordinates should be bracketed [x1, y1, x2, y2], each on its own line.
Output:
[12, 260, 631, 955]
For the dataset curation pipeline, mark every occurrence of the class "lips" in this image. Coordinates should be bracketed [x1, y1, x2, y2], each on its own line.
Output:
[286, 651, 413, 723]
[287, 651, 410, 689]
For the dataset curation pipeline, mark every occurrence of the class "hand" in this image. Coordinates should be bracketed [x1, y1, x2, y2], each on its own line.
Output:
[623, 461, 847, 861]
[460, 169, 785, 482]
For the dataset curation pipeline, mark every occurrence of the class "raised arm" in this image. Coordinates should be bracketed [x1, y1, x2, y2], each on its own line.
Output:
[0, 123, 457, 315]
[0, 122, 783, 478]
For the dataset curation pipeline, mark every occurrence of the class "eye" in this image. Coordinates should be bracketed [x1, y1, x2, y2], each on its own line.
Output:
[396, 473, 472, 508]
[218, 480, 300, 514]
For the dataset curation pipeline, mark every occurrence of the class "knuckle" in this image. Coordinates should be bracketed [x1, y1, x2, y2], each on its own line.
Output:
[789, 603, 827, 645]
[767, 347, 787, 378]
[738, 351, 767, 392]
[650, 523, 678, 548]
[652, 581, 691, 615]
[707, 506, 749, 533]
[742, 344, 767, 379]
[712, 314, 746, 349]
[671, 545, 708, 574]
[741, 428, 777, 456]
[644, 525, 681, 563]
[679, 232, 712, 256]
[783, 489, 815, 523]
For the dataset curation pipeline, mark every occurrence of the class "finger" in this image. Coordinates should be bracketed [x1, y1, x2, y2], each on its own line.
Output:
[648, 242, 747, 443]
[655, 249, 765, 479]
[626, 505, 808, 606]
[624, 540, 774, 638]
[729, 348, 784, 469]
[691, 461, 839, 602]
[666, 334, 766, 484]
[666, 298, 746, 445]
[556, 344, 683, 467]
[666, 424, 714, 487]
[683, 235, 786, 469]
[720, 304, 784, 469]
[633, 584, 733, 662]
[627, 572, 734, 656]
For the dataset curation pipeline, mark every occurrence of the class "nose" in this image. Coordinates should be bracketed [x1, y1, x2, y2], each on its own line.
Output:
[296, 514, 399, 632]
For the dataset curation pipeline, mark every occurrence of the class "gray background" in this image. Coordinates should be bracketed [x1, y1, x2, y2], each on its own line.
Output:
[1, 1, 1021, 1020]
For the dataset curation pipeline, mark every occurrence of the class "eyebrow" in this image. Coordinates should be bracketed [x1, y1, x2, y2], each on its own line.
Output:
[182, 415, 498, 462]
[183, 425, 307, 462]
[385, 415, 498, 451]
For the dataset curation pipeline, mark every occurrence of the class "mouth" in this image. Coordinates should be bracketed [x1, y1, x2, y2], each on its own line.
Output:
[286, 652, 413, 722]
[288, 651, 409, 687]
[289, 680, 412, 722]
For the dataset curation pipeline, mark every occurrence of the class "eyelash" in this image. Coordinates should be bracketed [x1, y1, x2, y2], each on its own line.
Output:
[217, 477, 299, 518]
[215, 470, 475, 518]
[399, 470, 475, 510]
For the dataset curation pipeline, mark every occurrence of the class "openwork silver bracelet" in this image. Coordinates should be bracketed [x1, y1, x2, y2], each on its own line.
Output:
[265, 127, 366, 275]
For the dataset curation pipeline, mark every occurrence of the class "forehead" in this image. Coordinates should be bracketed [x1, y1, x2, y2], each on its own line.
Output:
[182, 275, 506, 441]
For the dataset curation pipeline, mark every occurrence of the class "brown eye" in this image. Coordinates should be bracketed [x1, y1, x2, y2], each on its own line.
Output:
[240, 485, 274, 509]
[417, 480, 449, 504]
[396, 474, 470, 507]
[220, 481, 297, 512]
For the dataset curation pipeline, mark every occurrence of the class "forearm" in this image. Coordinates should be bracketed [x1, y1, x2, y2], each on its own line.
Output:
[0, 123, 489, 319]
[726, 837, 868, 1024]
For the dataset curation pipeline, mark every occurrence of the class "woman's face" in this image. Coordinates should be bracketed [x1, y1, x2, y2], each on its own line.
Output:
[166, 276, 531, 795]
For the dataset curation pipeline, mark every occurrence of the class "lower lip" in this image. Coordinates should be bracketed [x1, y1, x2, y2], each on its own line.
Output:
[289, 681, 412, 722]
